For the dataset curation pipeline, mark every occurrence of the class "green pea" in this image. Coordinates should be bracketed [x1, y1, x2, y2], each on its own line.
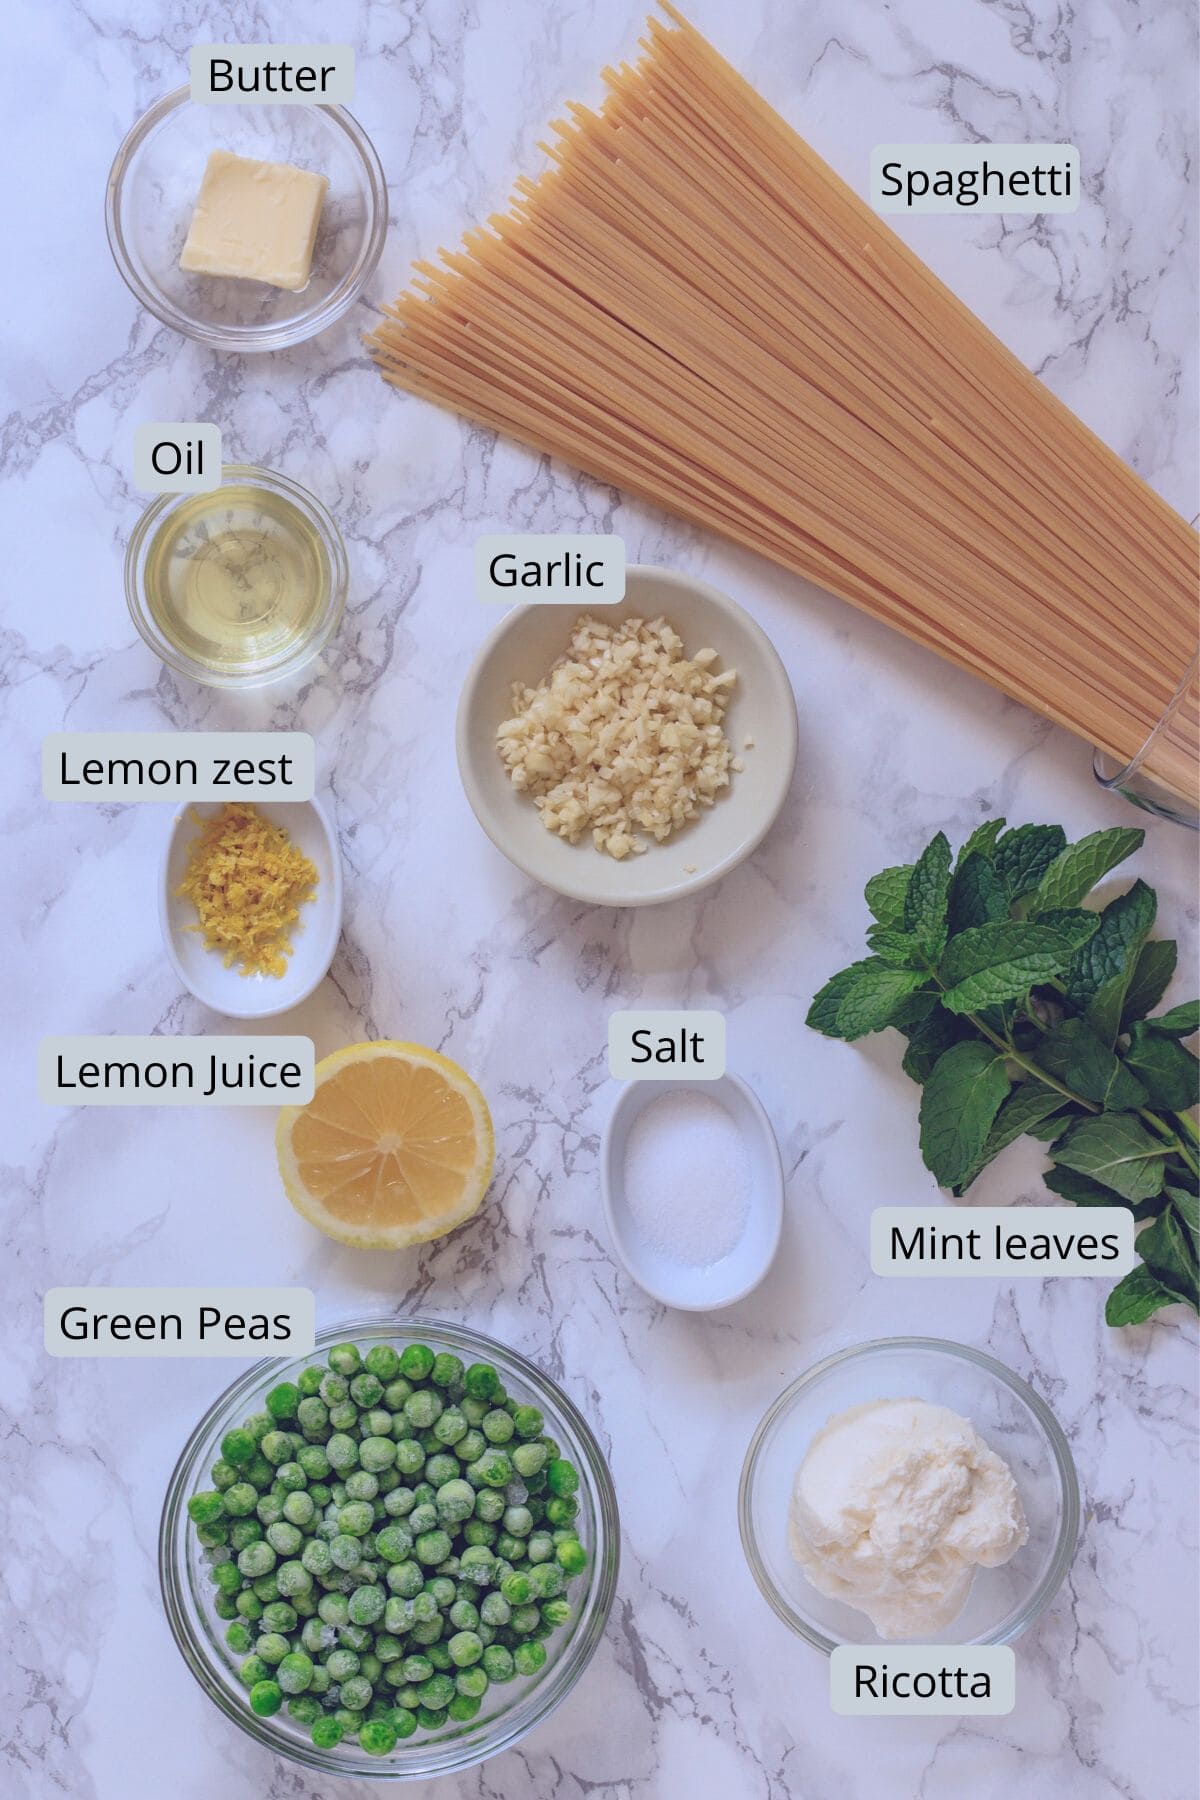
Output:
[359, 1718, 397, 1756]
[463, 1363, 500, 1402]
[222, 1426, 258, 1467]
[266, 1382, 300, 1421]
[350, 1371, 384, 1409]
[364, 1344, 401, 1382]
[513, 1640, 546, 1677]
[328, 1343, 362, 1377]
[482, 1409, 514, 1444]
[311, 1716, 344, 1749]
[545, 1495, 579, 1527]
[391, 1707, 418, 1739]
[456, 1663, 491, 1697]
[416, 1704, 447, 1729]
[249, 1679, 283, 1716]
[447, 1630, 483, 1668]
[557, 1538, 587, 1576]
[287, 1694, 322, 1725]
[393, 1439, 426, 1477]
[225, 1621, 252, 1654]
[277, 1652, 313, 1694]
[545, 1459, 579, 1498]
[542, 1597, 571, 1627]
[297, 1365, 324, 1398]
[187, 1490, 226, 1526]
[360, 1436, 397, 1473]
[399, 1344, 435, 1381]
[448, 1693, 481, 1721]
[348, 1585, 386, 1626]
[256, 1632, 290, 1666]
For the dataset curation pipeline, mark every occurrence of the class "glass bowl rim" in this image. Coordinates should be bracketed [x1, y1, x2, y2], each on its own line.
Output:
[123, 460, 349, 688]
[159, 1311, 621, 1780]
[737, 1334, 1081, 1655]
[104, 83, 388, 351]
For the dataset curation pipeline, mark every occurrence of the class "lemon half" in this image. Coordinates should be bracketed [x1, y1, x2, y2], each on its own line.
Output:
[276, 1041, 494, 1249]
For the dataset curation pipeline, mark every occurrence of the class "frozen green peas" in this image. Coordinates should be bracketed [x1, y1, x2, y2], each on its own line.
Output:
[185, 1340, 593, 1759]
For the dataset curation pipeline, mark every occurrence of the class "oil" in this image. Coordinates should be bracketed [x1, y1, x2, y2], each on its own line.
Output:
[144, 483, 330, 674]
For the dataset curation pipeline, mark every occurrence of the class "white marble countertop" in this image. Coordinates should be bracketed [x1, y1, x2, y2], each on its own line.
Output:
[2, 2, 1197, 1797]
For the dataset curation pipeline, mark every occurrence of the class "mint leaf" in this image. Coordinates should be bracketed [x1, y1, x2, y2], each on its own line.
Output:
[993, 824, 1067, 901]
[982, 1081, 1072, 1156]
[918, 1041, 1010, 1189]
[1143, 999, 1199, 1040]
[957, 818, 1006, 864]
[1031, 826, 1144, 913]
[953, 1080, 1071, 1193]
[1105, 1265, 1190, 1326]
[1134, 1205, 1198, 1312]
[887, 989, 940, 1031]
[1051, 1113, 1168, 1203]
[1119, 940, 1178, 1030]
[1122, 1023, 1200, 1111]
[939, 922, 1082, 1013]
[1034, 1018, 1147, 1111]
[806, 959, 925, 1040]
[947, 852, 1008, 935]
[1044, 1164, 1135, 1207]
[1031, 909, 1101, 953]
[865, 926, 925, 969]
[865, 865, 912, 927]
[901, 1007, 966, 1084]
[1066, 880, 1156, 1012]
[903, 833, 952, 955]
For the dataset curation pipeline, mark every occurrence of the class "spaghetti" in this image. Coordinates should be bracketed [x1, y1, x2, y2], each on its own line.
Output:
[369, 3, 1198, 809]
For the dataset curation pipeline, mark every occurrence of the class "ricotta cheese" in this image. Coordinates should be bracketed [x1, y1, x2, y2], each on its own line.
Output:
[787, 1397, 1028, 1639]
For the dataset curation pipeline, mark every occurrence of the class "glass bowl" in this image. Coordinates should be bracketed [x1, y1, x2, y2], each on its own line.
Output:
[739, 1337, 1079, 1653]
[125, 463, 348, 688]
[160, 1315, 620, 1779]
[106, 86, 387, 351]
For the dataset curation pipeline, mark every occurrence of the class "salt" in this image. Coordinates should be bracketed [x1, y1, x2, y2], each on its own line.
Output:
[621, 1088, 751, 1266]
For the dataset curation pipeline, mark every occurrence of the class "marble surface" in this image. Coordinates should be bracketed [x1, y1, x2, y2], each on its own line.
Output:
[2, 1, 1197, 1797]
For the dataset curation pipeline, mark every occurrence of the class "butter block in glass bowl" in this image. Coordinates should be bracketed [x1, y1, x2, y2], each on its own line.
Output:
[106, 87, 386, 351]
[180, 150, 329, 292]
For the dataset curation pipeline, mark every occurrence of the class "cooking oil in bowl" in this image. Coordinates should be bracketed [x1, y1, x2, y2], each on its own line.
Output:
[127, 465, 347, 687]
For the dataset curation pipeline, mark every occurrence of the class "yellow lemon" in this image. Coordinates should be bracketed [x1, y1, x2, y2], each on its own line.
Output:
[276, 1041, 494, 1249]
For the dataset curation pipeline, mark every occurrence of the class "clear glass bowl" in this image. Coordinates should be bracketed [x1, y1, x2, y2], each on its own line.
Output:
[125, 463, 348, 688]
[739, 1337, 1079, 1653]
[106, 86, 387, 351]
[160, 1315, 620, 1780]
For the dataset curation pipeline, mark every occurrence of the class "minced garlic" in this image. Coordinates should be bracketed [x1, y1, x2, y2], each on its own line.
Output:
[496, 614, 738, 858]
[176, 802, 318, 978]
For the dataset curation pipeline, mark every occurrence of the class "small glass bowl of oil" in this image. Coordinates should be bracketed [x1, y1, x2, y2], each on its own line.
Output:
[125, 464, 348, 687]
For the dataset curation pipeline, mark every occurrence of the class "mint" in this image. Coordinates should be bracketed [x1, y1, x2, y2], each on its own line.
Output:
[939, 921, 1081, 1012]
[902, 832, 952, 956]
[918, 1041, 1010, 1190]
[805, 959, 924, 1040]
[865, 864, 912, 927]
[1030, 826, 1144, 913]
[992, 823, 1066, 901]
[1051, 1114, 1168, 1204]
[1119, 940, 1179, 1030]
[806, 817, 1198, 1325]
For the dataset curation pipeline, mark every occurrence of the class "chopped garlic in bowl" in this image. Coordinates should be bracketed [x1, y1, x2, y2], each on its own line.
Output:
[497, 613, 737, 859]
[455, 564, 799, 908]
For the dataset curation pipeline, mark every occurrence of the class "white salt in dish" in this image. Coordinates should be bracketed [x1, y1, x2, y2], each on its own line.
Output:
[600, 1073, 784, 1310]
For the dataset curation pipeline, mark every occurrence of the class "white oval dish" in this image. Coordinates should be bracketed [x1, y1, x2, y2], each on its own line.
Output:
[456, 565, 799, 906]
[160, 798, 343, 1019]
[600, 1073, 784, 1310]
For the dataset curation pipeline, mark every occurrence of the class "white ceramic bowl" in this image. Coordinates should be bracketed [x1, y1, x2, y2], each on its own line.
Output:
[161, 798, 343, 1018]
[601, 1074, 784, 1309]
[456, 566, 798, 905]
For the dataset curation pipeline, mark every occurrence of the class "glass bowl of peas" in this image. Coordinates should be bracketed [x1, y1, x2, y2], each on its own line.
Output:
[160, 1316, 620, 1777]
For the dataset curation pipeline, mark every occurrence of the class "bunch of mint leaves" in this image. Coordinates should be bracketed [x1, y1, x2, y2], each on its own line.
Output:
[807, 821, 1199, 1325]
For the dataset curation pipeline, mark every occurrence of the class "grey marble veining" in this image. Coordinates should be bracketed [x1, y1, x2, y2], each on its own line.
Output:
[1, 2, 1197, 1798]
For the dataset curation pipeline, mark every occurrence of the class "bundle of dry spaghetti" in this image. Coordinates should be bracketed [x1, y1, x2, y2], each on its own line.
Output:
[370, 3, 1199, 808]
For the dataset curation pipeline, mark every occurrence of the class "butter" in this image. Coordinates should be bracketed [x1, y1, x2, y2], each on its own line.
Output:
[180, 151, 328, 292]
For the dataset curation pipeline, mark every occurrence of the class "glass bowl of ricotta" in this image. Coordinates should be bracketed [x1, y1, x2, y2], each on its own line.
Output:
[738, 1338, 1079, 1652]
[106, 86, 387, 351]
